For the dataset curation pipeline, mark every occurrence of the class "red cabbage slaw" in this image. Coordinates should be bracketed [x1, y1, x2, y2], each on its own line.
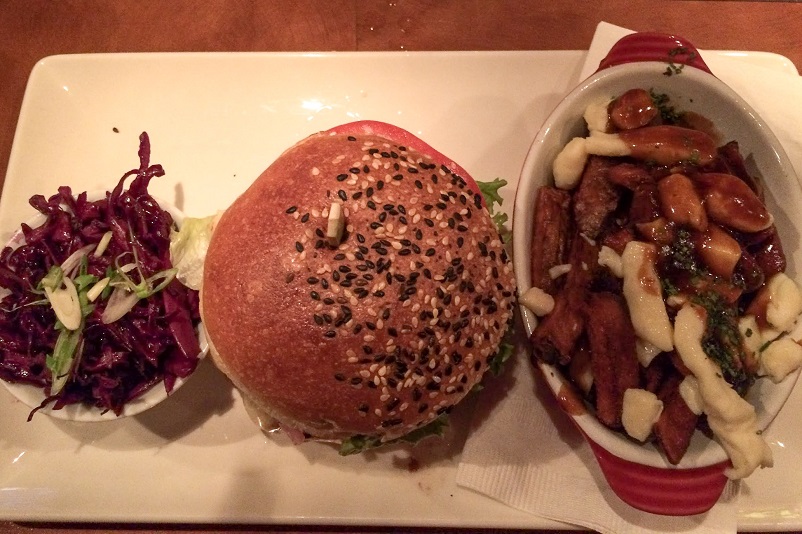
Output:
[0, 132, 201, 419]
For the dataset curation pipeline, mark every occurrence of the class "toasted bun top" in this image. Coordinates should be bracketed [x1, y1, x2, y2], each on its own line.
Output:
[201, 126, 515, 441]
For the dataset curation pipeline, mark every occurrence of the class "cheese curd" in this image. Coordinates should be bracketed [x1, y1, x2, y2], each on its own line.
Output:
[621, 388, 663, 442]
[552, 137, 588, 189]
[520, 286, 555, 316]
[760, 337, 802, 383]
[765, 272, 802, 332]
[621, 241, 674, 352]
[674, 304, 773, 479]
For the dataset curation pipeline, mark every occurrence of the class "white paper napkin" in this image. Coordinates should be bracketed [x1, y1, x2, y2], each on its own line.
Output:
[456, 21, 802, 534]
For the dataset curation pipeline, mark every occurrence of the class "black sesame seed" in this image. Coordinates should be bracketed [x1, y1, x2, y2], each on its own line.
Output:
[310, 291, 320, 300]
[324, 330, 336, 338]
[286, 206, 298, 214]
[347, 135, 357, 141]
[336, 173, 348, 182]
[363, 164, 370, 173]
[352, 191, 363, 200]
[313, 315, 324, 325]
[415, 229, 423, 240]
[338, 190, 348, 201]
[425, 248, 436, 257]
[424, 219, 434, 228]
[295, 242, 304, 253]
[301, 213, 310, 223]
[381, 418, 403, 428]
[377, 180, 385, 190]
[334, 373, 346, 381]
[349, 167, 360, 174]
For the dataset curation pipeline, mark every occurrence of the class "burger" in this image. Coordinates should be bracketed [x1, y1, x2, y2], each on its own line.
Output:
[200, 121, 515, 453]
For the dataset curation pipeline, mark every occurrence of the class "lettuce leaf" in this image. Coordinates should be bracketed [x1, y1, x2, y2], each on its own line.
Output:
[169, 214, 218, 290]
[476, 178, 510, 242]
[339, 413, 449, 456]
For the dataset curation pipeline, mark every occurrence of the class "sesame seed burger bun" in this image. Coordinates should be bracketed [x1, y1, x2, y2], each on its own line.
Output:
[201, 120, 516, 445]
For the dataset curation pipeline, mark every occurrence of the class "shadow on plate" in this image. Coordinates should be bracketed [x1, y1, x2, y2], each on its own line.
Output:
[47, 358, 254, 450]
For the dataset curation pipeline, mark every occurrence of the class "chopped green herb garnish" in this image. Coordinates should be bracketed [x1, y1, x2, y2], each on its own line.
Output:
[650, 90, 684, 124]
[693, 291, 753, 395]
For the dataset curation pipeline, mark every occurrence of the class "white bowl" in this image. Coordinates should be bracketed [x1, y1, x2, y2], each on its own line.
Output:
[0, 192, 208, 422]
[513, 32, 802, 515]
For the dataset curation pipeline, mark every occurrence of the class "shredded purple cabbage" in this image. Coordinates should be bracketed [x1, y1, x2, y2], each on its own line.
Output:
[0, 132, 201, 418]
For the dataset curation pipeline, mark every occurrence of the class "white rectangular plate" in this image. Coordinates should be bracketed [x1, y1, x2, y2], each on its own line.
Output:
[0, 50, 800, 530]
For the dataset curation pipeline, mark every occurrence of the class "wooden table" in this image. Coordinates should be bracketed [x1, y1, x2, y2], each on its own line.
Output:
[1, 1, 801, 533]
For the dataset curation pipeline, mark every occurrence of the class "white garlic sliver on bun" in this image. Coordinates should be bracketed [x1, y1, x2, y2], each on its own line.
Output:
[621, 241, 673, 352]
[765, 273, 802, 333]
[674, 304, 773, 479]
[760, 337, 802, 383]
[326, 202, 345, 247]
[552, 137, 588, 190]
[520, 286, 555, 316]
[621, 388, 663, 442]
